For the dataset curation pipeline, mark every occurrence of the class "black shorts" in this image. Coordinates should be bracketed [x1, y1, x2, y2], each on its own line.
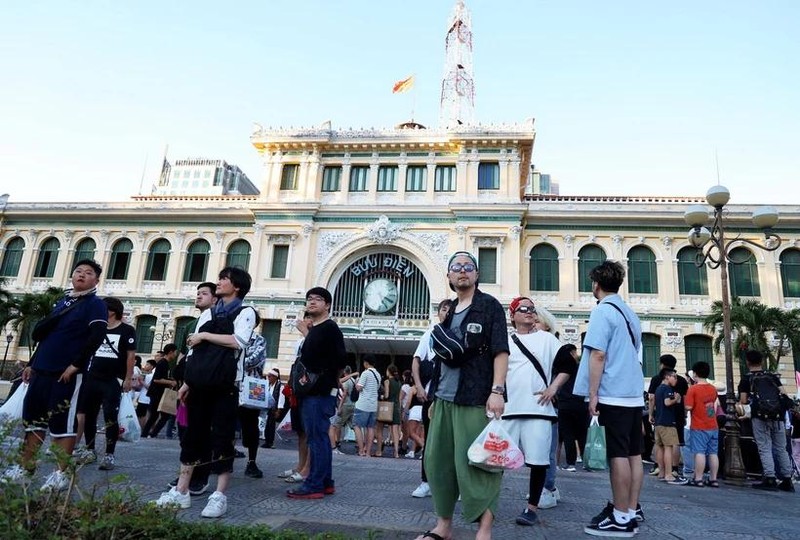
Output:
[23, 371, 83, 437]
[136, 402, 149, 418]
[598, 403, 643, 459]
[290, 406, 304, 434]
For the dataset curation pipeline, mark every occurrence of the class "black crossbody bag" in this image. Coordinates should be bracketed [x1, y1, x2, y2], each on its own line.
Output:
[511, 334, 550, 387]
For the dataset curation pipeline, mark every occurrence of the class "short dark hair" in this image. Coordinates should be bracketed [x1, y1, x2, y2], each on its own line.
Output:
[306, 286, 332, 305]
[588, 260, 624, 293]
[692, 361, 711, 379]
[362, 354, 376, 367]
[745, 349, 764, 366]
[146, 359, 158, 368]
[197, 281, 217, 295]
[660, 354, 677, 370]
[73, 258, 102, 277]
[163, 343, 178, 355]
[219, 267, 251, 298]
[103, 297, 124, 319]
[662, 369, 677, 379]
[437, 299, 451, 311]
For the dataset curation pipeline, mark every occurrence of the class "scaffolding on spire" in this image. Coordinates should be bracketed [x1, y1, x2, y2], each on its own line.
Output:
[439, 1, 475, 129]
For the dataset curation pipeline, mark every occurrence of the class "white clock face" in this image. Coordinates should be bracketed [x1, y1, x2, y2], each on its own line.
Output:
[363, 278, 398, 314]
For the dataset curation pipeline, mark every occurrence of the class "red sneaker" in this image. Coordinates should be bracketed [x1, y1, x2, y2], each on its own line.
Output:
[286, 488, 324, 499]
[324, 485, 335, 495]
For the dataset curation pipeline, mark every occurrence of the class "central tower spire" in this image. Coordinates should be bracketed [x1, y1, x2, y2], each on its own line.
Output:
[439, 1, 475, 129]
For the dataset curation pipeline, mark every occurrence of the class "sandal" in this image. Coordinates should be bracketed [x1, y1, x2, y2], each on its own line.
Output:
[706, 479, 720, 488]
[686, 479, 704, 487]
[415, 531, 450, 540]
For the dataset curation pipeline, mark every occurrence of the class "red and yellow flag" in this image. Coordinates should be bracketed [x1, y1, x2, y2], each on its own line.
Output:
[392, 75, 415, 94]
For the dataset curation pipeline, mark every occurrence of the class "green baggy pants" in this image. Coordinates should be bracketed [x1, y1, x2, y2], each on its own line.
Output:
[423, 400, 502, 523]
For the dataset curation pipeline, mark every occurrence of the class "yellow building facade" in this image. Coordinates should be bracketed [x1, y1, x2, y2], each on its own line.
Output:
[1, 122, 799, 393]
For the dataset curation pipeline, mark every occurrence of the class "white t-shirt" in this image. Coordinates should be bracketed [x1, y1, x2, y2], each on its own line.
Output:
[355, 367, 381, 413]
[138, 372, 154, 405]
[503, 331, 563, 419]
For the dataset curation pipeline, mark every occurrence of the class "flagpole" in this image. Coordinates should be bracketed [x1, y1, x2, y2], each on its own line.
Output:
[410, 73, 417, 122]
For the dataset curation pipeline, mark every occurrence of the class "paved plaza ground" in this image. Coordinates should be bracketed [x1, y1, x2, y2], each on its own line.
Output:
[59, 429, 798, 540]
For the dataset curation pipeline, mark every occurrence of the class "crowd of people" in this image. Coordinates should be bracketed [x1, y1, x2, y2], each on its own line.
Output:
[1, 253, 798, 537]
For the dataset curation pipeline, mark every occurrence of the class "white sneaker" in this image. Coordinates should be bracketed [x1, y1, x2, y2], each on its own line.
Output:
[405, 450, 416, 458]
[277, 468, 295, 478]
[411, 482, 432, 498]
[332, 448, 344, 455]
[201, 491, 227, 518]
[40, 469, 70, 492]
[538, 488, 557, 509]
[75, 447, 97, 465]
[1, 464, 31, 485]
[154, 487, 191, 509]
[551, 487, 561, 501]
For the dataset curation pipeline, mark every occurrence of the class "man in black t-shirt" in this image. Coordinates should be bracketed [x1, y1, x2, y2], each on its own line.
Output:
[75, 297, 137, 470]
[647, 354, 687, 474]
[141, 344, 178, 438]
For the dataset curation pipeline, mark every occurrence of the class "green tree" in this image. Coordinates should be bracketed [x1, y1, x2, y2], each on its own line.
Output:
[704, 297, 784, 372]
[772, 308, 800, 368]
[2, 287, 65, 354]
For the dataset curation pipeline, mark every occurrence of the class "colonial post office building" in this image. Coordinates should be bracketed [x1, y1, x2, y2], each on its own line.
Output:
[1, 121, 799, 393]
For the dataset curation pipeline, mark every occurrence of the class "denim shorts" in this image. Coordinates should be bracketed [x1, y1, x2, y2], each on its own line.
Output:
[688, 428, 719, 456]
[353, 408, 377, 428]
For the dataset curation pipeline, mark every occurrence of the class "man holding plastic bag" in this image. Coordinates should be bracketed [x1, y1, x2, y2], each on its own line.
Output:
[415, 251, 509, 540]
[574, 261, 644, 538]
[500, 297, 570, 527]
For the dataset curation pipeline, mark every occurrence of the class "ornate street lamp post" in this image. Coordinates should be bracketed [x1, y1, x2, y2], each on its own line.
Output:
[1, 333, 13, 380]
[684, 185, 781, 483]
[149, 302, 174, 352]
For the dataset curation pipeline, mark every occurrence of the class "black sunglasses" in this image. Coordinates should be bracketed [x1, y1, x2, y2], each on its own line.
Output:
[449, 263, 477, 273]
[515, 306, 536, 314]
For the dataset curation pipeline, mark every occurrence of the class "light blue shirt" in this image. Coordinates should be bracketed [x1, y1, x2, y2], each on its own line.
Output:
[574, 294, 644, 405]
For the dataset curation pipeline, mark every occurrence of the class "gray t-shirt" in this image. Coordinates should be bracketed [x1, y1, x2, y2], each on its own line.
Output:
[436, 307, 470, 402]
[355, 367, 381, 412]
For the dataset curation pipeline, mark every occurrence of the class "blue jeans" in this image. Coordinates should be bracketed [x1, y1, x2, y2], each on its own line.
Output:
[545, 422, 558, 491]
[300, 395, 337, 492]
[681, 428, 695, 476]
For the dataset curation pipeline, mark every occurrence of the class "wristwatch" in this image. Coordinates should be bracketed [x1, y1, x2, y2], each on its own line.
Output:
[491, 385, 505, 395]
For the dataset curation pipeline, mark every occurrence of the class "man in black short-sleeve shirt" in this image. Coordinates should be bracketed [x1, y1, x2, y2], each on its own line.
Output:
[75, 296, 137, 470]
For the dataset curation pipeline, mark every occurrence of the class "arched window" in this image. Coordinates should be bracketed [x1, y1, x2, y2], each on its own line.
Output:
[72, 238, 96, 269]
[226, 240, 251, 271]
[684, 335, 714, 376]
[529, 244, 559, 292]
[174, 316, 198, 355]
[0, 237, 25, 277]
[144, 239, 171, 281]
[135, 315, 157, 354]
[642, 333, 661, 377]
[728, 247, 760, 297]
[183, 240, 210, 282]
[780, 248, 800, 298]
[677, 247, 708, 295]
[627, 246, 658, 294]
[34, 237, 60, 278]
[578, 245, 606, 292]
[108, 238, 133, 280]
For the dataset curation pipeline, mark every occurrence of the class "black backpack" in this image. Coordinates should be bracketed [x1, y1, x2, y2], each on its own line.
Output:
[751, 372, 782, 420]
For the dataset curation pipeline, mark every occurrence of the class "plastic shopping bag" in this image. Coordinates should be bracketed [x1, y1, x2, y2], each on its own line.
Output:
[584, 415, 608, 471]
[118, 393, 141, 443]
[0, 382, 28, 423]
[239, 376, 273, 410]
[467, 418, 525, 473]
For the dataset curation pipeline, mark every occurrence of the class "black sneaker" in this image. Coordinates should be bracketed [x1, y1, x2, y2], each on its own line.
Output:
[234, 449, 246, 459]
[584, 515, 636, 537]
[752, 477, 779, 491]
[634, 503, 645, 522]
[778, 478, 795, 492]
[515, 507, 539, 526]
[590, 501, 615, 526]
[189, 481, 208, 496]
[244, 461, 264, 479]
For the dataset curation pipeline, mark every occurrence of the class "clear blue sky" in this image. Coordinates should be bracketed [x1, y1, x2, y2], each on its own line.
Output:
[1, 1, 797, 204]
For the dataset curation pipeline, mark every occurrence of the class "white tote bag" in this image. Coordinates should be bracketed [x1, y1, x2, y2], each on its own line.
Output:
[0, 382, 28, 422]
[239, 375, 274, 410]
[117, 393, 141, 443]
